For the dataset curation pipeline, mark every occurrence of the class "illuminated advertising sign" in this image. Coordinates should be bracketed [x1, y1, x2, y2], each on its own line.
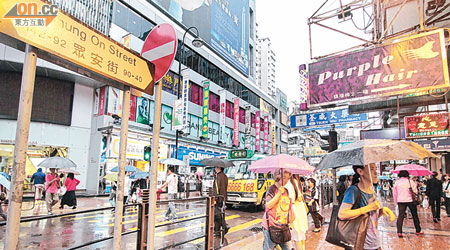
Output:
[255, 111, 261, 152]
[233, 98, 240, 146]
[404, 113, 449, 138]
[201, 80, 210, 138]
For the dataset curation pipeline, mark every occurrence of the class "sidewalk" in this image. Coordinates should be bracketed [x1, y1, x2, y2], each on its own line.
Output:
[221, 198, 450, 250]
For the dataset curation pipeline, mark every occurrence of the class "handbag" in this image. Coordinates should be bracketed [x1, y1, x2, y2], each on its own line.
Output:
[266, 201, 292, 244]
[58, 186, 67, 196]
[408, 180, 422, 206]
[325, 185, 370, 250]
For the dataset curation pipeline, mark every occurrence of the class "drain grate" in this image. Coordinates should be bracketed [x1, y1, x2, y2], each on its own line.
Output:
[249, 226, 263, 233]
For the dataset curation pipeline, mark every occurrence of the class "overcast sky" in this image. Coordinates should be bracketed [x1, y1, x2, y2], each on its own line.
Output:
[256, 1, 372, 104]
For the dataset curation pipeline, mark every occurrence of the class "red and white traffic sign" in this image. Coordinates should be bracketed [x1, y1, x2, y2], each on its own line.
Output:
[141, 23, 178, 83]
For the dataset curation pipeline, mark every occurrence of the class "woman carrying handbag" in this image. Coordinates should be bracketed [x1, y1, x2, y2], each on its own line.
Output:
[338, 164, 395, 250]
[285, 174, 308, 250]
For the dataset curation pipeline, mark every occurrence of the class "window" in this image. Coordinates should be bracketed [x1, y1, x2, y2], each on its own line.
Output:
[209, 92, 220, 113]
[189, 82, 203, 106]
[226, 101, 233, 118]
[239, 108, 245, 124]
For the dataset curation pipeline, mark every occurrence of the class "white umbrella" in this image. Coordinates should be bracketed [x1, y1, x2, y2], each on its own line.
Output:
[0, 175, 10, 190]
[37, 157, 77, 169]
[336, 168, 355, 176]
[58, 169, 80, 175]
[159, 158, 186, 166]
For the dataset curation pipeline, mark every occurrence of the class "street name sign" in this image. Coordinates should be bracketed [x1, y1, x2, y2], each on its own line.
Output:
[141, 23, 178, 83]
[0, 0, 155, 94]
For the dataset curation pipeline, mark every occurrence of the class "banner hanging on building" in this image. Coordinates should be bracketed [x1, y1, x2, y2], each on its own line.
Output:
[202, 80, 211, 138]
[181, 69, 190, 133]
[264, 116, 269, 153]
[245, 106, 252, 149]
[271, 120, 276, 154]
[290, 108, 367, 128]
[172, 99, 183, 130]
[233, 98, 240, 146]
[308, 29, 449, 105]
[255, 111, 261, 152]
[219, 89, 226, 143]
[404, 113, 449, 138]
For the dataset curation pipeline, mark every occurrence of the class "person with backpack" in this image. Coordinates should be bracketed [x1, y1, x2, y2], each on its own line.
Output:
[338, 164, 395, 250]
[262, 169, 295, 250]
[158, 166, 178, 221]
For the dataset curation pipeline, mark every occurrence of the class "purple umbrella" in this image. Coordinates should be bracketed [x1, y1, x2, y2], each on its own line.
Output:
[248, 154, 314, 175]
[391, 164, 433, 176]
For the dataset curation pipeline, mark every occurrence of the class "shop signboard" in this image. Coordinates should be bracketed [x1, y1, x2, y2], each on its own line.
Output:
[233, 98, 240, 146]
[129, 95, 137, 122]
[136, 97, 150, 125]
[414, 137, 450, 151]
[304, 146, 328, 157]
[271, 120, 276, 154]
[0, 0, 155, 94]
[148, 0, 249, 76]
[290, 108, 367, 128]
[264, 116, 269, 153]
[202, 80, 210, 138]
[98, 86, 107, 115]
[255, 111, 261, 152]
[309, 29, 449, 105]
[181, 69, 190, 133]
[281, 129, 288, 143]
[94, 88, 100, 116]
[110, 136, 147, 160]
[175, 146, 226, 165]
[172, 99, 183, 130]
[219, 89, 226, 142]
[281, 112, 288, 126]
[244, 106, 251, 148]
[260, 98, 270, 114]
[404, 113, 449, 138]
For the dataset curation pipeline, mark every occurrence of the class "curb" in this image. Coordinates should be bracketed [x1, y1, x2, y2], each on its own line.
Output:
[220, 232, 263, 250]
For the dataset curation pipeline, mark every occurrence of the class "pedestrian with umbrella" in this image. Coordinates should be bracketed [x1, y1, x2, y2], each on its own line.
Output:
[44, 168, 60, 215]
[393, 170, 423, 237]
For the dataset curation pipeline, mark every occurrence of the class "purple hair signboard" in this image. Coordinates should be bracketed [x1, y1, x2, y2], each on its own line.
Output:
[308, 29, 449, 106]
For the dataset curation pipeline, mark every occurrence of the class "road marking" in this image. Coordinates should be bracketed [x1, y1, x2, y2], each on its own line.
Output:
[90, 209, 198, 223]
[156, 215, 240, 237]
[189, 218, 262, 244]
[108, 212, 204, 227]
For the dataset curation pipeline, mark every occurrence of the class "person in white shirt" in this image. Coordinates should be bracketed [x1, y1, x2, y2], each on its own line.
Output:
[443, 174, 450, 217]
[159, 166, 178, 220]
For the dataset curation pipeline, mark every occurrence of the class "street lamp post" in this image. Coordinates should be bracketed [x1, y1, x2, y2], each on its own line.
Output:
[175, 26, 204, 159]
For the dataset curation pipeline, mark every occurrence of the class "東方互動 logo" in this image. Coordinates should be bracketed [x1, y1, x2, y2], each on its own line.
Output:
[3, 2, 58, 27]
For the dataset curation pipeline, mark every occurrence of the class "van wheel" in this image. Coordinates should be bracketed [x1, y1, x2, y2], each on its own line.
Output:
[257, 193, 266, 211]
[226, 203, 234, 209]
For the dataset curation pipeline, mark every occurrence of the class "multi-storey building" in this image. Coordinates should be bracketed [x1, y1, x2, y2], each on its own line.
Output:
[0, 0, 288, 194]
[256, 37, 276, 98]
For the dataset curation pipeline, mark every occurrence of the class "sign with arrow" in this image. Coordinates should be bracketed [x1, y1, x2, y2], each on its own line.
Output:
[308, 29, 449, 106]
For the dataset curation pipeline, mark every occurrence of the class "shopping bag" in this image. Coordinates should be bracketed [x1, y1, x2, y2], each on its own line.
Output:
[58, 186, 67, 196]
[422, 196, 429, 209]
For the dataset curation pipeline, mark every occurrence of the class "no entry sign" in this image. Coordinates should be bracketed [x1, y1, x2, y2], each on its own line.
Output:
[141, 23, 178, 83]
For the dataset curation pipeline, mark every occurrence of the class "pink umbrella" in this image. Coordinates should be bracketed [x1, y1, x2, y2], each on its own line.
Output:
[249, 154, 314, 175]
[391, 164, 433, 176]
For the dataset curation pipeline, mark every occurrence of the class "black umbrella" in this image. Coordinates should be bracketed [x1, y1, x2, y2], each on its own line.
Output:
[199, 158, 234, 168]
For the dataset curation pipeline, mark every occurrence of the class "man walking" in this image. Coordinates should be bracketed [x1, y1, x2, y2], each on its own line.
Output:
[31, 168, 46, 200]
[213, 167, 229, 237]
[45, 168, 60, 215]
[426, 171, 443, 223]
[159, 166, 178, 221]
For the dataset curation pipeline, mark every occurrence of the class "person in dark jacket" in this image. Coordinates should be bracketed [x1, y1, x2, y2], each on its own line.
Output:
[337, 175, 348, 204]
[30, 168, 46, 200]
[426, 171, 443, 223]
[213, 167, 229, 237]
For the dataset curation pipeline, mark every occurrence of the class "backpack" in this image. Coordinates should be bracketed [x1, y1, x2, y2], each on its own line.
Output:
[177, 175, 185, 192]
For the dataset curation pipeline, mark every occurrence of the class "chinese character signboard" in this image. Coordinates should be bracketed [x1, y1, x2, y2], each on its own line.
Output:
[308, 29, 449, 106]
[264, 116, 269, 153]
[0, 0, 155, 94]
[290, 108, 367, 128]
[233, 98, 240, 146]
[255, 111, 261, 152]
[245, 106, 251, 149]
[201, 80, 210, 138]
[304, 147, 328, 157]
[172, 99, 183, 130]
[404, 113, 449, 138]
[219, 89, 226, 142]
[181, 69, 190, 133]
[271, 119, 276, 155]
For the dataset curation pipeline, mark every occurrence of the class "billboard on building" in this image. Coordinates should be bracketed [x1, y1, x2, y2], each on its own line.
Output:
[264, 116, 269, 153]
[308, 29, 449, 105]
[219, 89, 226, 142]
[150, 0, 249, 75]
[271, 119, 276, 154]
[281, 129, 288, 143]
[233, 98, 240, 146]
[202, 80, 210, 138]
[404, 113, 449, 138]
[181, 69, 190, 132]
[136, 97, 150, 124]
[255, 111, 261, 152]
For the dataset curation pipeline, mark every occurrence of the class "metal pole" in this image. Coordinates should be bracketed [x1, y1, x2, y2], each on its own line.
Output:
[147, 80, 163, 250]
[112, 86, 131, 250]
[397, 95, 401, 139]
[332, 169, 337, 206]
[5, 44, 37, 250]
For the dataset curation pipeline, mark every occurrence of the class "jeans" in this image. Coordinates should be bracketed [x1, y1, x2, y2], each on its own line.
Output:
[429, 197, 441, 219]
[397, 202, 421, 233]
[310, 211, 323, 229]
[165, 193, 177, 219]
[445, 197, 450, 215]
[262, 227, 292, 250]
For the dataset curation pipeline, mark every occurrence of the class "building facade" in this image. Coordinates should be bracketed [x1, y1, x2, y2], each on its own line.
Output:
[256, 37, 276, 98]
[0, 0, 288, 194]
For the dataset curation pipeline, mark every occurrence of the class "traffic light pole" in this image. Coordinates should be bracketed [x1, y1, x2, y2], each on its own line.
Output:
[147, 80, 163, 250]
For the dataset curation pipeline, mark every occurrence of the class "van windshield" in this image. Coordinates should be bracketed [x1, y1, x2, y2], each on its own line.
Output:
[224, 161, 256, 180]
